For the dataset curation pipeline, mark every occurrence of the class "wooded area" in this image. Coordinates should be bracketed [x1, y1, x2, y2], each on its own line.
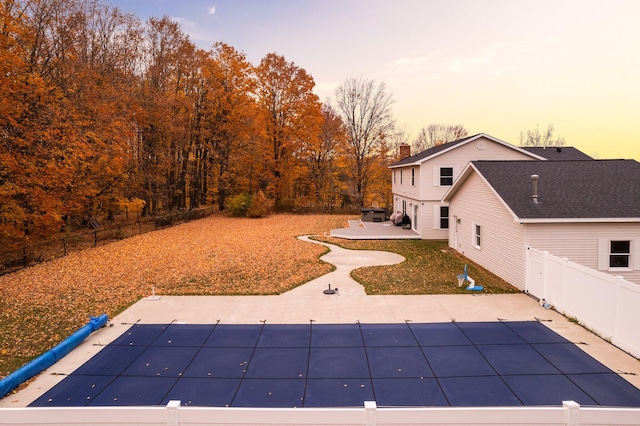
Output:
[0, 0, 398, 248]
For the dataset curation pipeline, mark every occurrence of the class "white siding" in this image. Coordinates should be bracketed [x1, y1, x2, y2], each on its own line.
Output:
[421, 201, 448, 239]
[526, 222, 640, 284]
[392, 166, 420, 200]
[392, 135, 537, 239]
[419, 136, 535, 201]
[448, 172, 527, 289]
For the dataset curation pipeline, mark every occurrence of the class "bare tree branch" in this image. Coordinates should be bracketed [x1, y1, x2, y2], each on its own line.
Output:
[334, 76, 395, 207]
[519, 123, 566, 147]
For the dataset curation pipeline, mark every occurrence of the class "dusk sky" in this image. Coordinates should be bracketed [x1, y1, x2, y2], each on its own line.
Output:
[108, 0, 640, 160]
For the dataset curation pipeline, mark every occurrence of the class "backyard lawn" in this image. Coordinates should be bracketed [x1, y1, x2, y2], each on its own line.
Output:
[0, 214, 518, 382]
[315, 237, 518, 294]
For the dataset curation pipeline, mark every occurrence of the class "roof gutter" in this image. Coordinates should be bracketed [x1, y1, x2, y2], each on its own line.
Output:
[516, 217, 640, 224]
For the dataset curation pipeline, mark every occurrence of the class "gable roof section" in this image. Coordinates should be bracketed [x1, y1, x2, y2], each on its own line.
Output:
[444, 160, 640, 222]
[389, 133, 544, 168]
[522, 146, 594, 161]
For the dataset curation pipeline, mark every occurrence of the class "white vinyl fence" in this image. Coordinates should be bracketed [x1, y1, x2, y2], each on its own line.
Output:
[2, 400, 640, 426]
[525, 246, 640, 359]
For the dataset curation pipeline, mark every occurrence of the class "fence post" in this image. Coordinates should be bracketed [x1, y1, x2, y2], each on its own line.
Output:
[563, 400, 580, 426]
[166, 400, 180, 426]
[525, 246, 530, 294]
[614, 275, 624, 351]
[364, 401, 377, 426]
[541, 250, 549, 304]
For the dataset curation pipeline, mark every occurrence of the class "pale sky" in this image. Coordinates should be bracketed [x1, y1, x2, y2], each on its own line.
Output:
[109, 0, 640, 160]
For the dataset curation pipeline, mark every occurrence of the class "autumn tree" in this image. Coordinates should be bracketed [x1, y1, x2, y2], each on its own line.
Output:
[136, 16, 201, 214]
[0, 0, 139, 240]
[200, 42, 258, 210]
[61, 0, 144, 221]
[0, 0, 50, 241]
[255, 53, 322, 208]
[293, 103, 348, 210]
[334, 76, 395, 207]
[413, 124, 468, 152]
[519, 123, 566, 147]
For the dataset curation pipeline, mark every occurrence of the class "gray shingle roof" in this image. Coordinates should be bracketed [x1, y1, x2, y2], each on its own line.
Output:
[521, 146, 593, 161]
[471, 160, 640, 220]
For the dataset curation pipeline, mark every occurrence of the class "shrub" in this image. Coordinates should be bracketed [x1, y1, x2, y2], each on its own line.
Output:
[227, 192, 273, 218]
[226, 193, 252, 217]
[247, 191, 273, 218]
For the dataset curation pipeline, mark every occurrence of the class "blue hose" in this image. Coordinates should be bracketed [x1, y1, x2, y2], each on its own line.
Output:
[0, 314, 108, 399]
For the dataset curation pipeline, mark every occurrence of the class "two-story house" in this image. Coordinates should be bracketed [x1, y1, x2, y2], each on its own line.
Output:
[389, 133, 571, 239]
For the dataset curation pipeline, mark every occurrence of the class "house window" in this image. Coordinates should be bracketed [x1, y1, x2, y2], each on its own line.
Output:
[474, 224, 481, 248]
[400, 169, 403, 184]
[610, 240, 630, 268]
[440, 206, 449, 229]
[440, 167, 453, 186]
[411, 168, 415, 186]
[393, 170, 396, 184]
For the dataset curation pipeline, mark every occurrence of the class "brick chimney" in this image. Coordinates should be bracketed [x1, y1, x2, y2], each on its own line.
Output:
[399, 143, 411, 160]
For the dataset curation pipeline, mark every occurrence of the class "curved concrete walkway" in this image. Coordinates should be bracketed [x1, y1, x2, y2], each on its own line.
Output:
[284, 236, 405, 297]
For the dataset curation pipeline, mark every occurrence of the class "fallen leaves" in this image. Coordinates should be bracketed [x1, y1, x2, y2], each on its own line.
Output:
[0, 214, 352, 378]
[0, 214, 519, 383]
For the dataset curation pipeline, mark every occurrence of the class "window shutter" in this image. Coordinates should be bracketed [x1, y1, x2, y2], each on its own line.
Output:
[433, 166, 439, 186]
[633, 240, 640, 270]
[471, 223, 476, 246]
[597, 239, 609, 271]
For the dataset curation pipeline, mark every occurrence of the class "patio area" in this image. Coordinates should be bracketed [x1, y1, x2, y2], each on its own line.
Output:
[330, 219, 420, 240]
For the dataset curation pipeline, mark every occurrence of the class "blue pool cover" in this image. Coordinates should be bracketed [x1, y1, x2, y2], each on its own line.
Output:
[30, 321, 640, 408]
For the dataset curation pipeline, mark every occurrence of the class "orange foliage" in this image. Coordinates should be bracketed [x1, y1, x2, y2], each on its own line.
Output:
[1, 0, 395, 249]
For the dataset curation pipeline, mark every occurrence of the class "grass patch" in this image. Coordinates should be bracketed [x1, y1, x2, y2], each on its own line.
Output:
[315, 237, 520, 294]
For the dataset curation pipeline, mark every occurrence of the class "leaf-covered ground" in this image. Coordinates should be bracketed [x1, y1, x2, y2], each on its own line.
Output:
[0, 214, 351, 379]
[0, 214, 518, 382]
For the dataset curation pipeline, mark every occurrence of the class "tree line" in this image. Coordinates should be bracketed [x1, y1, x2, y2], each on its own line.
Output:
[0, 0, 399, 244]
[8, 0, 560, 247]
